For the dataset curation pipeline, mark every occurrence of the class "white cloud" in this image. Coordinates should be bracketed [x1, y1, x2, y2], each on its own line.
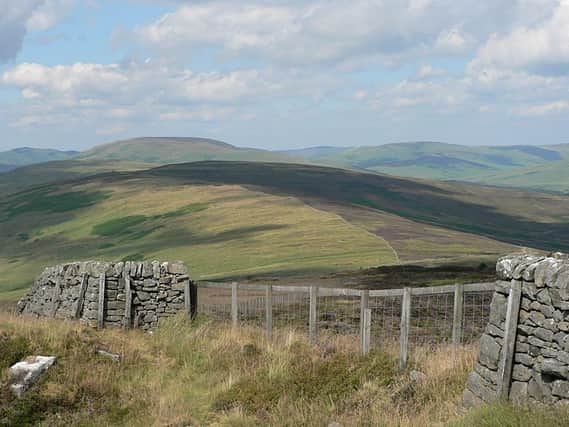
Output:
[159, 107, 235, 121]
[434, 27, 473, 54]
[26, 0, 74, 32]
[514, 100, 569, 116]
[417, 64, 446, 79]
[1, 62, 276, 104]
[0, 0, 74, 63]
[0, 60, 338, 131]
[470, 0, 569, 75]
[133, 0, 524, 67]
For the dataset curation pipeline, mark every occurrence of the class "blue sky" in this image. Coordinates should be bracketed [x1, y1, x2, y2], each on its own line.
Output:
[1, 0, 569, 151]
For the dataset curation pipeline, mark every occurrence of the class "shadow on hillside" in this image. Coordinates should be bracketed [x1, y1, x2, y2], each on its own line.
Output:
[127, 161, 569, 252]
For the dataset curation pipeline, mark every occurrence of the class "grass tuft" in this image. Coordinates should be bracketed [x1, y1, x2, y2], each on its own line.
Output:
[0, 334, 29, 371]
[451, 401, 569, 427]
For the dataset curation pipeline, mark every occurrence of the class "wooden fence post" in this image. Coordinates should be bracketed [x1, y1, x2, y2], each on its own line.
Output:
[266, 285, 273, 341]
[399, 287, 411, 371]
[184, 280, 192, 320]
[497, 281, 522, 399]
[309, 286, 318, 344]
[50, 276, 62, 318]
[123, 275, 132, 329]
[360, 290, 369, 352]
[231, 282, 238, 328]
[190, 281, 198, 319]
[75, 273, 89, 319]
[97, 273, 106, 330]
[362, 308, 371, 355]
[452, 283, 464, 346]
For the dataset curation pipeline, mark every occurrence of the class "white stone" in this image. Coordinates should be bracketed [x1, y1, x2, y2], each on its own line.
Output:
[9, 356, 57, 397]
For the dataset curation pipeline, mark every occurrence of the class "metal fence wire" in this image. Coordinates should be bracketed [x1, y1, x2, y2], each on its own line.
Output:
[317, 294, 360, 335]
[237, 288, 266, 326]
[369, 295, 402, 347]
[409, 292, 454, 347]
[272, 288, 310, 331]
[195, 282, 497, 359]
[462, 290, 494, 342]
[197, 286, 232, 321]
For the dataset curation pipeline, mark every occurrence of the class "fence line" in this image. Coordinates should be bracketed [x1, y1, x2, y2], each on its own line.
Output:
[195, 281, 498, 369]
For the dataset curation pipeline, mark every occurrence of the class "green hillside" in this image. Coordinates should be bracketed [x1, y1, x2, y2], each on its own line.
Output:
[0, 147, 78, 172]
[0, 137, 298, 196]
[143, 161, 569, 251]
[284, 141, 569, 193]
[80, 137, 295, 164]
[0, 161, 530, 300]
[0, 159, 153, 197]
[475, 161, 569, 193]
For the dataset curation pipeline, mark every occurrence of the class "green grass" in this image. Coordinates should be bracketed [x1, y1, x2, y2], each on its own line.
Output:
[5, 188, 111, 218]
[214, 349, 397, 414]
[159, 203, 208, 218]
[91, 204, 208, 238]
[452, 402, 569, 427]
[120, 253, 146, 262]
[92, 215, 149, 236]
[0, 335, 29, 371]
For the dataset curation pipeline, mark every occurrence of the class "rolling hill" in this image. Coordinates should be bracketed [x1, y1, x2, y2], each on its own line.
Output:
[79, 136, 295, 164]
[284, 141, 569, 193]
[0, 147, 78, 173]
[5, 159, 569, 302]
[0, 137, 299, 196]
[7, 138, 569, 194]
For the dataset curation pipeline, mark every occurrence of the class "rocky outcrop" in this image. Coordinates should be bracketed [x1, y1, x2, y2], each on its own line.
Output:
[16, 261, 193, 330]
[464, 253, 569, 406]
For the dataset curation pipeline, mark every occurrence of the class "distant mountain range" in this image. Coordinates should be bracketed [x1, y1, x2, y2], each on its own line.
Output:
[282, 141, 569, 193]
[0, 147, 79, 172]
[3, 137, 569, 193]
[4, 136, 569, 301]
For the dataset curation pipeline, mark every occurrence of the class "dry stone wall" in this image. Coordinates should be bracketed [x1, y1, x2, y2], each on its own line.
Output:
[16, 260, 194, 330]
[464, 253, 569, 406]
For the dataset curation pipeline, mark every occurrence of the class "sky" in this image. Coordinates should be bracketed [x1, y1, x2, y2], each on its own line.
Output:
[1, 0, 569, 151]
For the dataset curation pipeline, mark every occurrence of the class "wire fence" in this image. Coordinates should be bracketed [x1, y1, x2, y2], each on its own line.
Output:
[409, 291, 454, 347]
[272, 288, 310, 331]
[195, 281, 496, 366]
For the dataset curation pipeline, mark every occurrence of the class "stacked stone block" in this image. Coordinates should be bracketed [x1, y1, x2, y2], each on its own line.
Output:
[17, 260, 192, 330]
[464, 253, 569, 406]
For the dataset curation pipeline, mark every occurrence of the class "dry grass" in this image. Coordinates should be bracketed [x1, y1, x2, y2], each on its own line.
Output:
[1, 313, 567, 426]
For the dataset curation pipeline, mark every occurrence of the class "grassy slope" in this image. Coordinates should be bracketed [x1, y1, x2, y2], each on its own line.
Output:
[285, 141, 569, 192]
[0, 161, 525, 300]
[475, 160, 569, 193]
[141, 161, 569, 251]
[80, 136, 297, 164]
[2, 314, 568, 426]
[0, 180, 398, 299]
[0, 159, 153, 197]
